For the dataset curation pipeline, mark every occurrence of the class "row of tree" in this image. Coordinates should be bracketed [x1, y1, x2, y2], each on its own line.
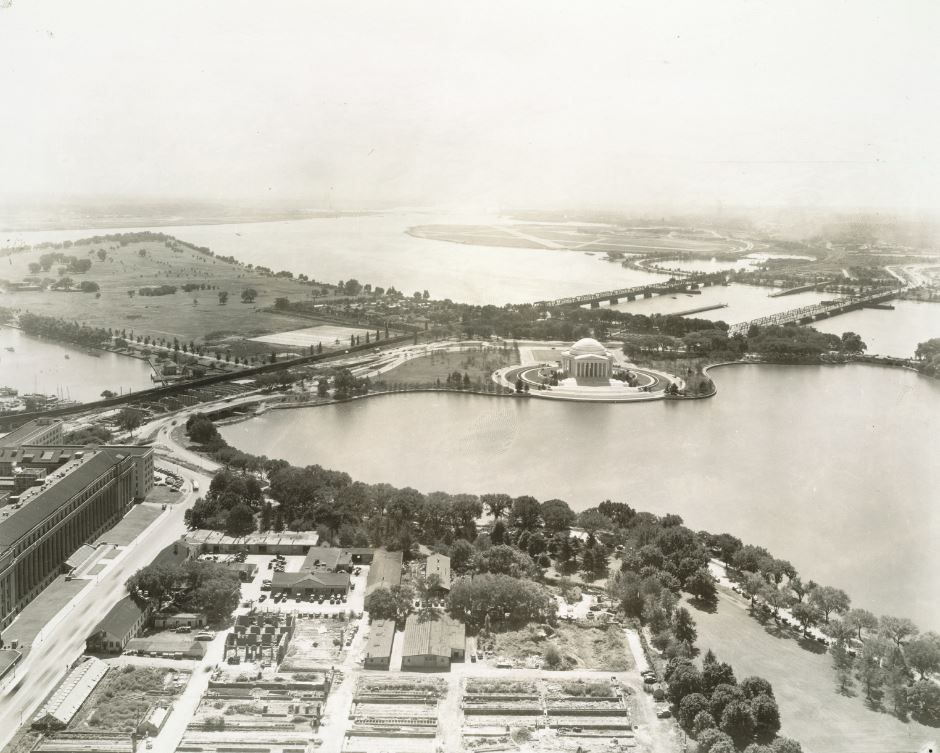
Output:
[126, 559, 241, 623]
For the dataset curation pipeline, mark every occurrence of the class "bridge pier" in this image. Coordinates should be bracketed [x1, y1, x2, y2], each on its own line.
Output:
[627, 294, 635, 302]
[609, 297, 619, 305]
[643, 292, 652, 299]
[590, 301, 600, 309]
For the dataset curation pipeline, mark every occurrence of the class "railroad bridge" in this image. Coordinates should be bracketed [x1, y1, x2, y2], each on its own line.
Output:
[535, 274, 725, 309]
[727, 287, 902, 337]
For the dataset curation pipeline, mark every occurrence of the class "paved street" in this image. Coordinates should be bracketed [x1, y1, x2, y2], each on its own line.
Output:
[0, 449, 210, 750]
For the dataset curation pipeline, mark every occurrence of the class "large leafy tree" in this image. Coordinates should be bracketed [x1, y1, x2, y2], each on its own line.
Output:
[540, 499, 576, 534]
[685, 568, 717, 602]
[720, 700, 756, 747]
[751, 694, 781, 741]
[447, 574, 554, 630]
[481, 493, 512, 520]
[666, 663, 703, 705]
[904, 633, 940, 678]
[844, 608, 878, 640]
[808, 585, 850, 623]
[364, 584, 415, 623]
[473, 544, 537, 578]
[879, 615, 919, 647]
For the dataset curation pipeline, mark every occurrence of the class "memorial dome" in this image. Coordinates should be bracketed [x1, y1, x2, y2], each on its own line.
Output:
[568, 337, 607, 355]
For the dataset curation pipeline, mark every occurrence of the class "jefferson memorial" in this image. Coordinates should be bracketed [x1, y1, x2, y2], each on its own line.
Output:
[560, 338, 615, 379]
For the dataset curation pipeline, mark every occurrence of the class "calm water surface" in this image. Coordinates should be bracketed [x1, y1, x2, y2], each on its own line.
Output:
[0, 326, 154, 401]
[812, 299, 940, 358]
[221, 364, 940, 629]
[5, 213, 667, 305]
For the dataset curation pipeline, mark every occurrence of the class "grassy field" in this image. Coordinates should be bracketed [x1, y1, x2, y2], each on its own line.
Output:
[493, 622, 631, 672]
[376, 344, 519, 387]
[73, 666, 183, 733]
[685, 589, 933, 753]
[0, 237, 325, 343]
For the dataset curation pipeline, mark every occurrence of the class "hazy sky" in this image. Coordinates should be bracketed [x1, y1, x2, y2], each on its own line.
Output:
[2, 1, 939, 213]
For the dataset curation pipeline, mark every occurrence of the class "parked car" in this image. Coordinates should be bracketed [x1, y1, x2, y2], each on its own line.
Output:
[195, 632, 215, 641]
[656, 708, 672, 719]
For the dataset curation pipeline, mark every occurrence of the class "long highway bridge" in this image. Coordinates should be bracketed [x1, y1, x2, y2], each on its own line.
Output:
[535, 273, 725, 308]
[727, 287, 902, 336]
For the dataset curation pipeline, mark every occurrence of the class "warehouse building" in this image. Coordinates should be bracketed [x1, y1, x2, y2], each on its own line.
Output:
[401, 613, 465, 671]
[363, 619, 396, 670]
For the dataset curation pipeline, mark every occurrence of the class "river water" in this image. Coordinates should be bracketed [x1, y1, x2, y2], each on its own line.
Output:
[0, 326, 154, 402]
[220, 364, 940, 629]
[3, 213, 667, 305]
[9, 214, 940, 354]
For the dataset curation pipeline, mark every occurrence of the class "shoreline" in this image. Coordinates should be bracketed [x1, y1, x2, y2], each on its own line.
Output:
[0, 210, 382, 237]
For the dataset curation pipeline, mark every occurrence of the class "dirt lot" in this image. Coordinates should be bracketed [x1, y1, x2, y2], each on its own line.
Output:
[490, 622, 632, 672]
[280, 617, 350, 671]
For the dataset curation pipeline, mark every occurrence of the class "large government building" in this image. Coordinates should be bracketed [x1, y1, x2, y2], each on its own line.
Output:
[560, 337, 616, 379]
[0, 420, 153, 631]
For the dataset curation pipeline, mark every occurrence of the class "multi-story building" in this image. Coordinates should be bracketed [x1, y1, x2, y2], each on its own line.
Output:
[0, 445, 154, 630]
[0, 419, 64, 449]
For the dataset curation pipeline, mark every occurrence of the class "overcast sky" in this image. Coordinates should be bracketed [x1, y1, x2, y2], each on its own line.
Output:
[2, 1, 939, 213]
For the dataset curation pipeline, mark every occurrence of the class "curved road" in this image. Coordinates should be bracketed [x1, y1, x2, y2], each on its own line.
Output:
[0, 404, 226, 749]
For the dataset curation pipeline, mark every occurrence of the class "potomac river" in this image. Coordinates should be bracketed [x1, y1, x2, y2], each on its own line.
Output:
[221, 363, 940, 630]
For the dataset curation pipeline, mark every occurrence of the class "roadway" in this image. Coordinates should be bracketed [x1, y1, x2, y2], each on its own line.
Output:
[0, 426, 214, 749]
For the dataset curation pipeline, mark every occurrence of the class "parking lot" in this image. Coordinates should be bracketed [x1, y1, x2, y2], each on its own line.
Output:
[229, 553, 369, 617]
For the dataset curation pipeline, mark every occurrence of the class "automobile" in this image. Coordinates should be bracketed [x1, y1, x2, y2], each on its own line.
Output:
[656, 708, 672, 719]
[267, 561, 273, 569]
[643, 676, 657, 685]
[470, 654, 476, 662]
[476, 650, 484, 659]
[195, 632, 215, 641]
[258, 594, 267, 602]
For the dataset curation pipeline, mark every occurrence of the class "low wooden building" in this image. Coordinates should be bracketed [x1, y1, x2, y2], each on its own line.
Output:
[86, 597, 150, 654]
[401, 613, 465, 671]
[363, 619, 396, 670]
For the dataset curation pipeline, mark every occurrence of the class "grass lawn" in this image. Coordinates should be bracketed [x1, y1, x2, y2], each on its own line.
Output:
[685, 589, 933, 753]
[493, 622, 631, 672]
[376, 344, 519, 387]
[1, 238, 326, 343]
